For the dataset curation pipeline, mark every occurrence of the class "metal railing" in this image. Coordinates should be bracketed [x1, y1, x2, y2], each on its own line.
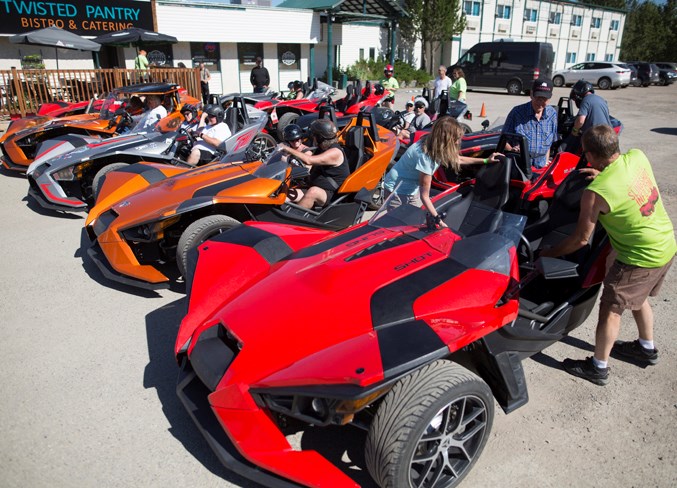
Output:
[0, 67, 201, 118]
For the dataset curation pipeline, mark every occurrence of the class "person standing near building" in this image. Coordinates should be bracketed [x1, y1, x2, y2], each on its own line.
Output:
[199, 62, 211, 105]
[502, 78, 558, 168]
[541, 125, 675, 386]
[449, 68, 467, 102]
[433, 65, 452, 99]
[380, 64, 399, 103]
[134, 49, 149, 82]
[250, 57, 270, 94]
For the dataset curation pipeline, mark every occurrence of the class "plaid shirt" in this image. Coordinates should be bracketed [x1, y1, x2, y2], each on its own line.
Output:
[503, 101, 558, 168]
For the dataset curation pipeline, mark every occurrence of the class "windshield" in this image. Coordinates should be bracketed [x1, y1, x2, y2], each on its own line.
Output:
[250, 148, 308, 181]
[368, 186, 526, 274]
[307, 80, 335, 102]
[99, 93, 124, 120]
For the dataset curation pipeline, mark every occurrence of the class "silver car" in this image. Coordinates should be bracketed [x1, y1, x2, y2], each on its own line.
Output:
[552, 62, 631, 89]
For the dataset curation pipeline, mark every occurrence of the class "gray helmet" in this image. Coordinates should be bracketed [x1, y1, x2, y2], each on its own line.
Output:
[310, 118, 338, 140]
[570, 80, 594, 108]
[283, 123, 303, 142]
[204, 104, 225, 123]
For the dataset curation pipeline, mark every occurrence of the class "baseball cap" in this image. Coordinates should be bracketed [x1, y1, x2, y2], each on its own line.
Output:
[406, 100, 414, 107]
[532, 78, 553, 99]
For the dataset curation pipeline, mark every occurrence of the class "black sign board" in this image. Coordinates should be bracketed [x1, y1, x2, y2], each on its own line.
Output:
[0, 0, 154, 36]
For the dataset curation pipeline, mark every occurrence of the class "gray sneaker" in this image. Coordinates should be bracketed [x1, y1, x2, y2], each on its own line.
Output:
[562, 357, 609, 386]
[612, 340, 659, 365]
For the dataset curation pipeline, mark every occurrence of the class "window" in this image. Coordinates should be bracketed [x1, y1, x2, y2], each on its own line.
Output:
[591, 17, 601, 28]
[605, 54, 613, 62]
[191, 42, 221, 71]
[496, 5, 511, 19]
[278, 44, 300, 70]
[369, 47, 376, 60]
[549, 12, 561, 24]
[610, 20, 619, 31]
[566, 52, 577, 64]
[359, 48, 364, 61]
[237, 43, 263, 73]
[586, 53, 595, 62]
[464, 1, 480, 16]
[571, 14, 582, 26]
[524, 8, 537, 22]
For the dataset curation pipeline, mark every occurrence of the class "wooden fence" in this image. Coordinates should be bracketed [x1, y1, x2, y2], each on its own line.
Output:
[0, 67, 201, 118]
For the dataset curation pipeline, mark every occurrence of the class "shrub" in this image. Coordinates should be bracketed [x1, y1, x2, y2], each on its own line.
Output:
[344, 59, 432, 86]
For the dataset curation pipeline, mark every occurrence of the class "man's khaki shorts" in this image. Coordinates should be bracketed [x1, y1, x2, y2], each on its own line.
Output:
[601, 256, 674, 313]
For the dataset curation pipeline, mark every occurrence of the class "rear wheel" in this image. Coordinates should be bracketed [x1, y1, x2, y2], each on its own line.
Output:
[246, 133, 277, 161]
[506, 79, 522, 95]
[176, 214, 239, 278]
[91, 162, 128, 202]
[460, 123, 472, 134]
[365, 360, 494, 488]
[553, 75, 565, 87]
[597, 77, 611, 90]
[276, 112, 300, 140]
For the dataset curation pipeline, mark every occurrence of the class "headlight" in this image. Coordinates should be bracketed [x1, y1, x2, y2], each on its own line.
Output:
[52, 166, 75, 181]
[121, 215, 180, 242]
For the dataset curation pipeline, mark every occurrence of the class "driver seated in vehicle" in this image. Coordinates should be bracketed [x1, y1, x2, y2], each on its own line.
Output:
[280, 123, 312, 170]
[286, 81, 304, 100]
[397, 98, 430, 142]
[179, 104, 199, 130]
[278, 119, 349, 209]
[186, 104, 231, 166]
[134, 94, 168, 131]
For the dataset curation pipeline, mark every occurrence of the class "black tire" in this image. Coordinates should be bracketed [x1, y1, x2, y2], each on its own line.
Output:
[176, 214, 239, 278]
[659, 76, 669, 86]
[460, 123, 472, 134]
[597, 77, 611, 90]
[365, 360, 494, 488]
[506, 79, 522, 95]
[246, 133, 277, 161]
[276, 112, 300, 140]
[91, 162, 129, 202]
[553, 75, 565, 88]
[368, 177, 385, 210]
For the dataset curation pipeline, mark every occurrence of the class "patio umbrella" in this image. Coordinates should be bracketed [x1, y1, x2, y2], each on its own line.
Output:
[93, 28, 178, 47]
[9, 26, 100, 69]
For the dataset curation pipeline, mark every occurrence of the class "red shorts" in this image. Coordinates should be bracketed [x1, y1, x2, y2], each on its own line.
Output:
[600, 256, 674, 314]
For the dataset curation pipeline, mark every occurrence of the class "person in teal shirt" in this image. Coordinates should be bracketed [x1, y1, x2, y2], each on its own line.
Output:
[542, 125, 676, 386]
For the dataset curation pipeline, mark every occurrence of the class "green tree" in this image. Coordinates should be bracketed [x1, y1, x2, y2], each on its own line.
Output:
[620, 0, 673, 61]
[400, 0, 466, 73]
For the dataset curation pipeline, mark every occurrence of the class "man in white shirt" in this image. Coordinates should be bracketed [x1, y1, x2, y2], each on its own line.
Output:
[134, 95, 167, 131]
[433, 65, 453, 99]
[187, 104, 231, 166]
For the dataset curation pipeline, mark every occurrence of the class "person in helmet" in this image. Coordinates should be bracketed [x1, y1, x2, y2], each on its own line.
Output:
[179, 104, 199, 130]
[186, 104, 231, 166]
[281, 123, 312, 168]
[278, 118, 349, 209]
[567, 79, 612, 154]
[134, 94, 168, 130]
[379, 64, 399, 104]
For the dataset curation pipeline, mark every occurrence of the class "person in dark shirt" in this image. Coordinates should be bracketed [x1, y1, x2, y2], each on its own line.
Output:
[250, 57, 270, 94]
[278, 119, 349, 209]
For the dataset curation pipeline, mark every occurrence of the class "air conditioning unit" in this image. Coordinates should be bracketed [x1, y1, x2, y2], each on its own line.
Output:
[497, 23, 508, 33]
[466, 19, 479, 31]
[571, 29, 580, 38]
[610, 32, 617, 41]
[591, 31, 598, 40]
[525, 25, 536, 34]
[549, 27, 559, 37]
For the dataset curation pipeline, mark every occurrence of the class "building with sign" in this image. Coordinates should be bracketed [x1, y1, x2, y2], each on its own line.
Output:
[0, 0, 626, 97]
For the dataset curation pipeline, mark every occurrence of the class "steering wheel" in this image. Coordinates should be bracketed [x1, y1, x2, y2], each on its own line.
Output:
[498, 226, 534, 264]
[179, 127, 198, 146]
[518, 233, 535, 263]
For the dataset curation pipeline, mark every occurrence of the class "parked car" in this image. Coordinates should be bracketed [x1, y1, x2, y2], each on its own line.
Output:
[552, 62, 631, 89]
[654, 62, 677, 86]
[449, 41, 555, 95]
[626, 62, 661, 87]
[615, 63, 639, 87]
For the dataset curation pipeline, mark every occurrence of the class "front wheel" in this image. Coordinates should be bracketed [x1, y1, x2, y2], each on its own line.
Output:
[506, 79, 522, 95]
[176, 214, 239, 278]
[597, 77, 611, 90]
[460, 123, 472, 134]
[276, 112, 300, 140]
[91, 162, 129, 203]
[246, 133, 277, 161]
[553, 75, 565, 88]
[365, 360, 494, 488]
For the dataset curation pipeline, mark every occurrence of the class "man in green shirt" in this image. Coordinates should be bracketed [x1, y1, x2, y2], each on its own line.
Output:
[134, 49, 149, 82]
[379, 64, 399, 106]
[541, 125, 676, 385]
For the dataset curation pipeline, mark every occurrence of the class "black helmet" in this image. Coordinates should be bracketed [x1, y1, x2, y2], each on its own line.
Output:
[287, 81, 295, 90]
[283, 123, 303, 142]
[204, 104, 225, 123]
[293, 80, 303, 91]
[374, 83, 385, 96]
[180, 103, 198, 118]
[570, 80, 594, 107]
[310, 118, 338, 140]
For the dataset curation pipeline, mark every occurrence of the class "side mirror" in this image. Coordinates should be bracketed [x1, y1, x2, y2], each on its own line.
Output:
[536, 257, 578, 279]
[481, 119, 490, 130]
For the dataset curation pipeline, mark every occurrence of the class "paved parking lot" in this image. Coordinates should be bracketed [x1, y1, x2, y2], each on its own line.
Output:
[1, 84, 676, 488]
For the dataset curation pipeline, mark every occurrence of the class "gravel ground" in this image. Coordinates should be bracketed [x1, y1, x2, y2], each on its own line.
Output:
[0, 84, 675, 488]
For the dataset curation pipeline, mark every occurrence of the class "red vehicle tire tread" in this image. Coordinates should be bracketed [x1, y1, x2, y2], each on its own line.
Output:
[176, 214, 239, 278]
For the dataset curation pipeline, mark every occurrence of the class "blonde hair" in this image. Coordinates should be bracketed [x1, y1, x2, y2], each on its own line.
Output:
[423, 116, 463, 172]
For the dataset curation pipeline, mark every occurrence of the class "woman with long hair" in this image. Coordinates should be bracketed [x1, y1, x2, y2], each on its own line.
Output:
[384, 116, 501, 226]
